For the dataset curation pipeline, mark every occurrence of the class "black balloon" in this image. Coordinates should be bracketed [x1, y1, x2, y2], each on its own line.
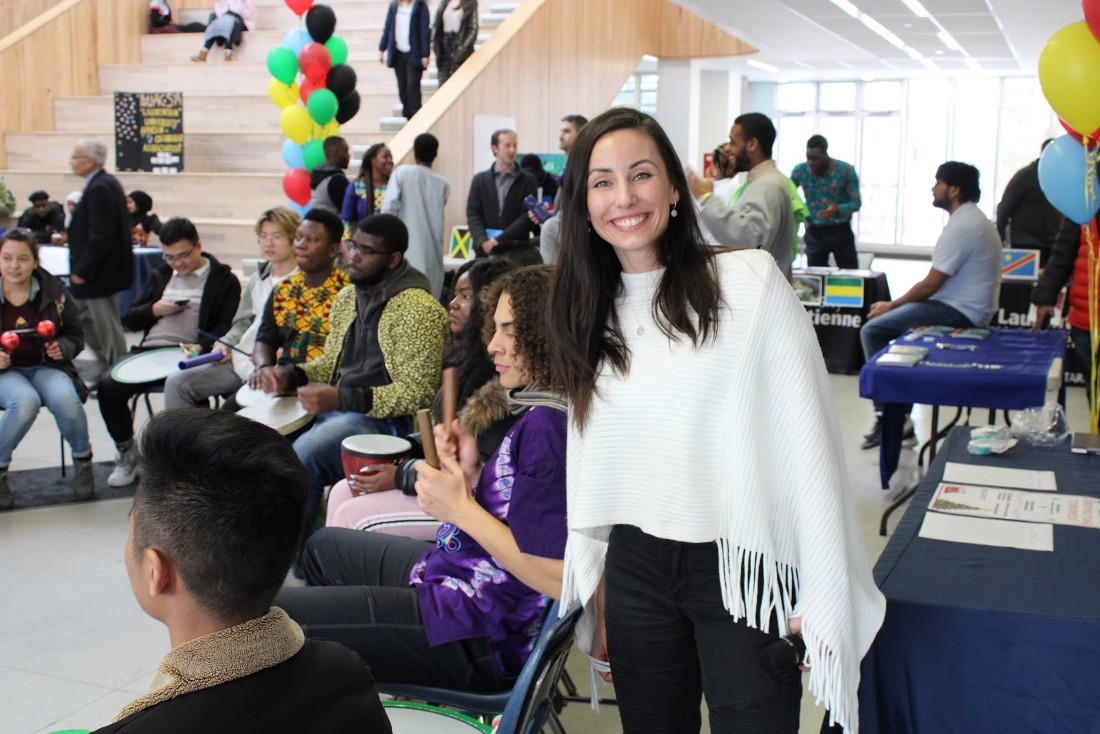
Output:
[335, 90, 360, 124]
[306, 4, 337, 45]
[326, 64, 358, 99]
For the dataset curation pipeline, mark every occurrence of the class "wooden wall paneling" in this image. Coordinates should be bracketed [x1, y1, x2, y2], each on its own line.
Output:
[94, 0, 144, 66]
[658, 2, 755, 59]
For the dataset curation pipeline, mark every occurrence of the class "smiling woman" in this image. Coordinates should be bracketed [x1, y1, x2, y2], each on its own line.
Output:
[548, 107, 885, 733]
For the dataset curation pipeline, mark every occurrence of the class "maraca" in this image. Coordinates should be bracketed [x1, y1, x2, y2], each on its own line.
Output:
[36, 320, 56, 339]
[1, 331, 19, 351]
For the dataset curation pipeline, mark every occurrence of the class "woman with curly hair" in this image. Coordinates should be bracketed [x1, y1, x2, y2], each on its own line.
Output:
[547, 108, 883, 732]
[323, 257, 515, 538]
[278, 265, 568, 691]
[340, 143, 394, 239]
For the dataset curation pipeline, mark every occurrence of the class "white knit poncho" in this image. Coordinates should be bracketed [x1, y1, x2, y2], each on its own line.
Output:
[561, 249, 885, 732]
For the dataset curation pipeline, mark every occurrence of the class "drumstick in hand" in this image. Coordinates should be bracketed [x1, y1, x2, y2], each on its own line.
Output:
[416, 408, 439, 469]
[441, 367, 459, 428]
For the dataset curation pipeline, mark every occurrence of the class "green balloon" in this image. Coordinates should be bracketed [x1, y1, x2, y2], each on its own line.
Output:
[307, 88, 339, 126]
[267, 47, 299, 86]
[303, 139, 326, 171]
[325, 36, 348, 66]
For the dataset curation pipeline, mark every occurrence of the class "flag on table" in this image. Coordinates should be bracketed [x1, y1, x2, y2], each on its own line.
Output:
[823, 275, 863, 307]
[450, 226, 472, 259]
[1001, 249, 1039, 281]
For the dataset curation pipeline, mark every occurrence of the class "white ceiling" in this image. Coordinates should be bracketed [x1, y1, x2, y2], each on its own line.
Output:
[674, 0, 1083, 80]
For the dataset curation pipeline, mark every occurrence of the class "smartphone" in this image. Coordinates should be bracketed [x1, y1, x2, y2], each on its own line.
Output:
[174, 299, 189, 306]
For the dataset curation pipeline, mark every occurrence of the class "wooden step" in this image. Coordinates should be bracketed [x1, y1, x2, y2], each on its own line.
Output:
[0, 171, 285, 223]
[142, 27, 385, 64]
[5, 131, 386, 174]
[53, 94, 409, 136]
[99, 61, 440, 96]
[180, 0, 395, 32]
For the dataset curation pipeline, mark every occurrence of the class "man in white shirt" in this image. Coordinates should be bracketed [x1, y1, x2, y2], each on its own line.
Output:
[381, 133, 450, 298]
[687, 113, 795, 281]
[858, 161, 1002, 447]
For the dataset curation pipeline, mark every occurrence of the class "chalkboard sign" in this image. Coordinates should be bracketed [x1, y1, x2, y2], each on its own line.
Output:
[114, 92, 184, 173]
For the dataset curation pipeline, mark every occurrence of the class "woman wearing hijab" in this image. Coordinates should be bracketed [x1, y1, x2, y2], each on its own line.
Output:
[126, 191, 162, 247]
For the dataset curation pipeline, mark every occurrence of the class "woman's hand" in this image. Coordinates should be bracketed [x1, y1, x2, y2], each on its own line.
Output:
[591, 578, 613, 682]
[434, 419, 480, 487]
[0, 350, 10, 369]
[414, 455, 477, 526]
[348, 464, 398, 495]
[212, 342, 232, 364]
[787, 617, 810, 672]
[44, 341, 63, 361]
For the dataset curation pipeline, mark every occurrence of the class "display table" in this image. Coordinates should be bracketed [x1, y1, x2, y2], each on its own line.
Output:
[38, 246, 161, 320]
[794, 268, 890, 374]
[860, 328, 1064, 497]
[852, 427, 1100, 733]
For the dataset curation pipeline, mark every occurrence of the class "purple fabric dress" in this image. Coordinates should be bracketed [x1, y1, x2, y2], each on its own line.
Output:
[410, 405, 567, 679]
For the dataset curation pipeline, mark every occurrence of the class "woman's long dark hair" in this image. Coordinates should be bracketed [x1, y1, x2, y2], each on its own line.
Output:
[547, 108, 722, 429]
[355, 143, 389, 217]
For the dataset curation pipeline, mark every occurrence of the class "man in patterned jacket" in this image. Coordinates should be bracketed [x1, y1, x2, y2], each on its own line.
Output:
[263, 213, 448, 531]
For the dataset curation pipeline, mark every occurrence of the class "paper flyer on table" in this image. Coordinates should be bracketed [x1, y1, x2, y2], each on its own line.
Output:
[941, 462, 1057, 491]
[929, 483, 1100, 528]
[918, 512, 1054, 551]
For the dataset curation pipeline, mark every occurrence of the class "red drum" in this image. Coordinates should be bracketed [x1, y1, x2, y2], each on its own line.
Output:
[340, 434, 411, 490]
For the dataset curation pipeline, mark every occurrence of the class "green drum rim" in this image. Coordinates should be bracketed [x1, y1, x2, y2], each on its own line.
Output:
[381, 700, 493, 732]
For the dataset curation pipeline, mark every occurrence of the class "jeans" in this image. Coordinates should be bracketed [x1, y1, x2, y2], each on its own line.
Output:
[604, 525, 802, 734]
[0, 366, 91, 467]
[274, 528, 503, 689]
[859, 300, 973, 412]
[292, 410, 407, 523]
[163, 359, 242, 410]
[392, 50, 424, 119]
[804, 223, 858, 269]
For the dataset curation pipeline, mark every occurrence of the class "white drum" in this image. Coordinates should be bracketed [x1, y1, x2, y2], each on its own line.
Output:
[234, 382, 269, 408]
[381, 702, 491, 732]
[109, 348, 182, 384]
[236, 395, 312, 435]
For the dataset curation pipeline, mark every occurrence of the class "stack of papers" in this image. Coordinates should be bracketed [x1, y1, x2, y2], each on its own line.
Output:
[877, 344, 928, 367]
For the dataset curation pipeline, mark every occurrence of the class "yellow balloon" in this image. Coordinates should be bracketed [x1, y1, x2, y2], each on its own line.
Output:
[268, 77, 299, 109]
[280, 104, 312, 145]
[1039, 22, 1100, 135]
[321, 119, 339, 137]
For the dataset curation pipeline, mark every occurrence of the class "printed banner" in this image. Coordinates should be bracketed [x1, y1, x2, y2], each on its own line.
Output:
[115, 92, 184, 173]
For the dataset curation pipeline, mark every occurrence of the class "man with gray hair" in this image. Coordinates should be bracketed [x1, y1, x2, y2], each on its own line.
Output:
[67, 139, 133, 372]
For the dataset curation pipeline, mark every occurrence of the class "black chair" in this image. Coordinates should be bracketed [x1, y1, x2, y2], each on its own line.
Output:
[380, 600, 583, 734]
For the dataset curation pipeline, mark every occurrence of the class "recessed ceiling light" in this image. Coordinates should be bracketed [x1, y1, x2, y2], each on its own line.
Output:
[935, 49, 944, 55]
[746, 59, 779, 73]
[937, 31, 962, 52]
[900, 0, 930, 18]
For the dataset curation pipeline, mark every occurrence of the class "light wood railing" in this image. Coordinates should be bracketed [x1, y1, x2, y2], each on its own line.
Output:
[0, 0, 145, 167]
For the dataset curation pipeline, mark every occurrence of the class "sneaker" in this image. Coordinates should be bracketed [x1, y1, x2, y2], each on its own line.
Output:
[860, 417, 882, 450]
[74, 455, 96, 500]
[902, 417, 917, 446]
[108, 448, 140, 488]
[0, 469, 12, 511]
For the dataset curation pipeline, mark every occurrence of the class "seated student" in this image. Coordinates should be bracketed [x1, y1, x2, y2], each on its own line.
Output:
[325, 257, 515, 539]
[126, 191, 162, 247]
[16, 191, 66, 244]
[97, 218, 241, 488]
[0, 230, 93, 509]
[161, 207, 310, 410]
[260, 214, 447, 535]
[90, 409, 392, 733]
[276, 265, 566, 691]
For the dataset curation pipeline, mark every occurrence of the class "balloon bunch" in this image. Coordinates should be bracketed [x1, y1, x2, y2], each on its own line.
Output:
[1036, 3, 1100, 225]
[267, 1, 361, 213]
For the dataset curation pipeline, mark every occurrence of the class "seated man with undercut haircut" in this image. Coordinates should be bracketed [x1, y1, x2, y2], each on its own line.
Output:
[90, 409, 391, 733]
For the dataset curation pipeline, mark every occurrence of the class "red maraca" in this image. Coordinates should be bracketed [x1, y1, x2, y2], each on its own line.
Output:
[1, 331, 20, 351]
[36, 320, 56, 339]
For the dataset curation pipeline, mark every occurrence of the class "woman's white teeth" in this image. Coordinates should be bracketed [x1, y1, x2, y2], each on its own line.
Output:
[614, 215, 646, 227]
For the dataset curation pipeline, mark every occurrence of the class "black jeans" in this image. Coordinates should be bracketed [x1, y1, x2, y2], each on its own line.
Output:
[96, 346, 165, 446]
[604, 525, 802, 734]
[392, 50, 424, 119]
[274, 528, 504, 690]
[804, 222, 858, 269]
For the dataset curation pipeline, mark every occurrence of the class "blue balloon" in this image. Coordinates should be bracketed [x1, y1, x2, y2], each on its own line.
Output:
[283, 27, 313, 56]
[1039, 135, 1100, 225]
[281, 139, 306, 170]
[289, 201, 310, 216]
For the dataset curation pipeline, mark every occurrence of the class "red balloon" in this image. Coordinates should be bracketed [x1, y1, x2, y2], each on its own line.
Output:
[282, 168, 312, 206]
[285, 0, 314, 17]
[36, 320, 55, 339]
[1, 332, 19, 351]
[298, 43, 332, 84]
[1058, 117, 1100, 146]
[1086, 0, 1100, 43]
[299, 77, 317, 105]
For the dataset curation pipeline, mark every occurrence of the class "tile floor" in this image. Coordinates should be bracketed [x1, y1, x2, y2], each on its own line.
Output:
[0, 259, 1090, 733]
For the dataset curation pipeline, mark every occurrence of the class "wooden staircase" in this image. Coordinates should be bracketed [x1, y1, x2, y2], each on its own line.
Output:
[0, 0, 508, 269]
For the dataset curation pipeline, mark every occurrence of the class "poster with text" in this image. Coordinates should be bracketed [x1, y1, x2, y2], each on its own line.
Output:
[115, 92, 184, 173]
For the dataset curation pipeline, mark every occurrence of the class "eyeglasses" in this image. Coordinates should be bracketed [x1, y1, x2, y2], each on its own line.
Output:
[257, 233, 287, 243]
[163, 246, 196, 263]
[346, 242, 392, 258]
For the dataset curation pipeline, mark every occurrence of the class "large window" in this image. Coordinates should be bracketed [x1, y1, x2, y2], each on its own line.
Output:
[769, 78, 1059, 249]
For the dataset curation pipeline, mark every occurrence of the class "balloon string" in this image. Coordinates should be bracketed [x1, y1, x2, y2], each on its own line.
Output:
[1088, 216, 1100, 433]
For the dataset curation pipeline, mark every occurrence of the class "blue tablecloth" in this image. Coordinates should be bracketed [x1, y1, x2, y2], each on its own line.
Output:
[850, 427, 1100, 733]
[117, 247, 162, 317]
[859, 328, 1065, 488]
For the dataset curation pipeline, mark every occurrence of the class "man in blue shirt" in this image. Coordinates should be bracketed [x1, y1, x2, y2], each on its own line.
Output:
[791, 135, 862, 268]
